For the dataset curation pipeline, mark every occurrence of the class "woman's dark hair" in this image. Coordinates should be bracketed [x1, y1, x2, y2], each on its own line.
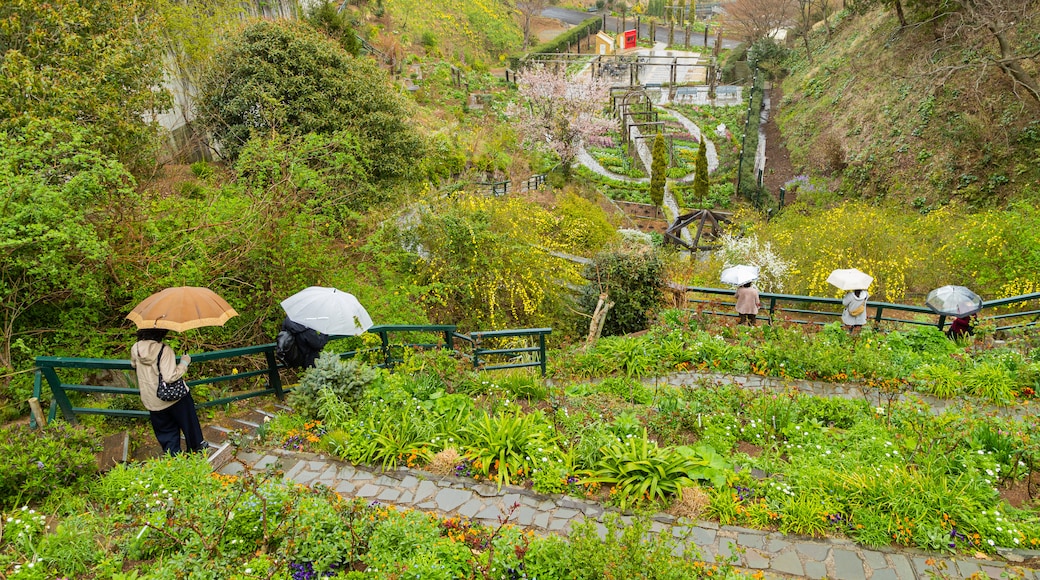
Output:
[741, 282, 752, 288]
[854, 289, 865, 298]
[136, 328, 169, 342]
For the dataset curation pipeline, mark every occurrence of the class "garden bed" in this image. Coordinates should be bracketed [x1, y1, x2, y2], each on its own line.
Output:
[249, 317, 1040, 560]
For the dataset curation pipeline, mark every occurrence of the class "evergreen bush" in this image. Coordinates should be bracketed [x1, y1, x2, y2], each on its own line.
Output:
[289, 352, 378, 419]
[650, 132, 666, 207]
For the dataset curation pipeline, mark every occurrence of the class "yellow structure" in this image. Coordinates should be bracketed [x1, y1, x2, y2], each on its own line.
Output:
[594, 31, 616, 55]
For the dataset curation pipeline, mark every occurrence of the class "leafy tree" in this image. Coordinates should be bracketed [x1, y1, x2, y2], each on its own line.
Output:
[693, 138, 710, 201]
[155, 0, 245, 154]
[747, 37, 791, 79]
[0, 120, 135, 381]
[0, 0, 170, 167]
[234, 131, 377, 213]
[196, 19, 423, 175]
[578, 247, 665, 337]
[509, 65, 612, 179]
[306, 0, 362, 56]
[650, 132, 667, 208]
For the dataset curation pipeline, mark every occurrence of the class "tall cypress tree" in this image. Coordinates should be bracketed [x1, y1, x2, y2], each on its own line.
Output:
[694, 137, 710, 202]
[650, 131, 667, 208]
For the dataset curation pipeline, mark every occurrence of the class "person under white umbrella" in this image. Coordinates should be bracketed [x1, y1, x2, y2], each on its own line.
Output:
[828, 269, 873, 334]
[278, 287, 374, 368]
[722, 265, 762, 326]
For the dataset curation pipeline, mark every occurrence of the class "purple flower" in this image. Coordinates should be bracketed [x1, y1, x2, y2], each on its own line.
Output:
[36, 461, 45, 470]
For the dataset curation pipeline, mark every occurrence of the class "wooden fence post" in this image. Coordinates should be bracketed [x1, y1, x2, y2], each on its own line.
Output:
[28, 397, 47, 427]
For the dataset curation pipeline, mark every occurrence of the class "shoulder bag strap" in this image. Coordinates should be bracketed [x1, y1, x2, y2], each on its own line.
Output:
[156, 344, 166, 383]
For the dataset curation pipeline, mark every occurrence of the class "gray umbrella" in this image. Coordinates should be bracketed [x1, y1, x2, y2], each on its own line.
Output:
[925, 285, 983, 317]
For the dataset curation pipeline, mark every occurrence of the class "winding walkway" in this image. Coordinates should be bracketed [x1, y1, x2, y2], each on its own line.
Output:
[576, 92, 722, 246]
[209, 376, 1040, 580]
[218, 447, 1039, 580]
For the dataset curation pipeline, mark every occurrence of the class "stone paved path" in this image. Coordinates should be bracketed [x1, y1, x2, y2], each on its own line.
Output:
[213, 441, 1040, 580]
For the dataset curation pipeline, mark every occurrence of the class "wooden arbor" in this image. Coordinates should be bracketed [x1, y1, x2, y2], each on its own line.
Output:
[664, 209, 731, 251]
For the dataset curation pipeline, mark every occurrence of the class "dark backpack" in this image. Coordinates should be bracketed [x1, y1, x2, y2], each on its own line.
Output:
[275, 329, 305, 368]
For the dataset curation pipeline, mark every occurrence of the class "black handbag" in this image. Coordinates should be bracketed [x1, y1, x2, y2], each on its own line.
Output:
[156, 344, 189, 402]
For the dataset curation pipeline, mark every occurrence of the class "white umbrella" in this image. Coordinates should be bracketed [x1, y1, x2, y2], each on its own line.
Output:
[826, 268, 873, 291]
[720, 265, 760, 286]
[280, 287, 373, 336]
[926, 285, 983, 317]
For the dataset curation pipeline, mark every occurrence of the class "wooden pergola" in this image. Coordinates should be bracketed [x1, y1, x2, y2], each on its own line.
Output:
[664, 209, 731, 251]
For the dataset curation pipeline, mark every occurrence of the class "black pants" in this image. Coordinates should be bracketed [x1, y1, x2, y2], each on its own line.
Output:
[738, 313, 757, 326]
[149, 393, 205, 455]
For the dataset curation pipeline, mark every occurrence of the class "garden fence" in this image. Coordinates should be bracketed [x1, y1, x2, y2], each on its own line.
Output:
[679, 285, 1040, 331]
[32, 325, 552, 427]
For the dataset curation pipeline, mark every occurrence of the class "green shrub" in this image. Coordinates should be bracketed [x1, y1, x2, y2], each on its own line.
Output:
[587, 431, 728, 509]
[962, 361, 1016, 404]
[0, 423, 102, 510]
[598, 377, 653, 404]
[577, 248, 665, 337]
[289, 352, 379, 419]
[461, 410, 561, 486]
[914, 363, 963, 398]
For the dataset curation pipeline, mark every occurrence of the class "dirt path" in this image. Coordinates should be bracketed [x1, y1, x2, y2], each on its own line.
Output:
[761, 85, 799, 205]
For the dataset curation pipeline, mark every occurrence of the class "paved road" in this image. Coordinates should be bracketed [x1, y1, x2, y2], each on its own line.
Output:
[541, 7, 742, 50]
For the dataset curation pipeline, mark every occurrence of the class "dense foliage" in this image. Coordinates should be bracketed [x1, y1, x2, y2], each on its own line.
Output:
[196, 19, 424, 175]
[577, 246, 666, 337]
[0, 0, 169, 167]
[0, 453, 748, 579]
[397, 192, 611, 330]
[0, 120, 137, 378]
[0, 423, 101, 511]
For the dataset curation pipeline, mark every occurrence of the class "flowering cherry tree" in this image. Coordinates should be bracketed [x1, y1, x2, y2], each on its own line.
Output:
[509, 65, 613, 177]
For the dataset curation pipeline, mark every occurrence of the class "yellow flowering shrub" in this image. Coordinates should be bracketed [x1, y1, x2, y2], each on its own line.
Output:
[752, 201, 1040, 302]
[407, 193, 587, 328]
[761, 202, 933, 301]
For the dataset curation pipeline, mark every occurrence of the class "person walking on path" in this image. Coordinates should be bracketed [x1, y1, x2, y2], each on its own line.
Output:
[130, 328, 206, 455]
[842, 289, 869, 334]
[735, 282, 761, 326]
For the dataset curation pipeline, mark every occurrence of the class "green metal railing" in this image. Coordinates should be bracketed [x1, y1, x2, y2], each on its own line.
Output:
[456, 328, 552, 376]
[34, 344, 282, 425]
[680, 286, 1040, 331]
[32, 325, 552, 426]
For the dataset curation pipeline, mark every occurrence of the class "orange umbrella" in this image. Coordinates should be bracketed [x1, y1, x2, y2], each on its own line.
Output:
[127, 286, 238, 332]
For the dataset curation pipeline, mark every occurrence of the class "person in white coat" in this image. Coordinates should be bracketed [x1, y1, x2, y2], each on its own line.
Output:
[841, 289, 869, 334]
[130, 328, 206, 455]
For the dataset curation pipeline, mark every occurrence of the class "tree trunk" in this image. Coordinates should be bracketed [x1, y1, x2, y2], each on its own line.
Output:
[893, 0, 907, 28]
[586, 293, 615, 347]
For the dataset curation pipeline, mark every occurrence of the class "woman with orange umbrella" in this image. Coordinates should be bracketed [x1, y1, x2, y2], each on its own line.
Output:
[130, 328, 205, 455]
[127, 286, 238, 455]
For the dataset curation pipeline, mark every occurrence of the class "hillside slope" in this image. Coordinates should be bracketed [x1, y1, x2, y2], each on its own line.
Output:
[774, 7, 1040, 208]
